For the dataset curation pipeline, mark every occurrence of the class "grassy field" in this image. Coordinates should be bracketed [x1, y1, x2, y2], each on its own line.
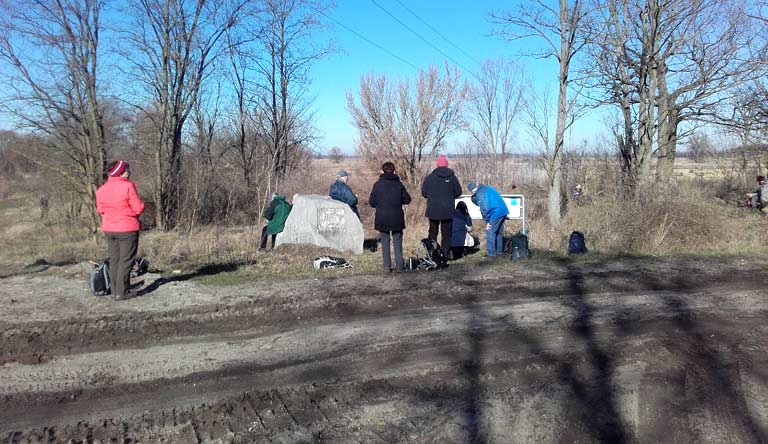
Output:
[1, 156, 766, 284]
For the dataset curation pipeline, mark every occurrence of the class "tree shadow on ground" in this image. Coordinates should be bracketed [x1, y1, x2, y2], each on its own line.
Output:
[647, 272, 767, 443]
[0, 258, 80, 279]
[402, 255, 767, 443]
[137, 262, 243, 296]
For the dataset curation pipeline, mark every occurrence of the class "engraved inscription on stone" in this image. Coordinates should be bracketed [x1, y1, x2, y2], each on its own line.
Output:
[317, 208, 345, 232]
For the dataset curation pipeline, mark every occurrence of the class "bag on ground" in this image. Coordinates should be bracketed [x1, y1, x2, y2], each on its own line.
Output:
[313, 256, 352, 269]
[506, 233, 531, 261]
[568, 231, 588, 255]
[89, 259, 111, 296]
[406, 257, 423, 271]
[131, 256, 149, 277]
[464, 232, 476, 247]
[416, 238, 448, 271]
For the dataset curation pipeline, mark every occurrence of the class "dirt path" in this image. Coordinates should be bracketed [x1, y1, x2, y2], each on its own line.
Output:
[2, 256, 768, 443]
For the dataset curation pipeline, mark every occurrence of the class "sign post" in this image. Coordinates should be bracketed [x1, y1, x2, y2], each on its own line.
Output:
[455, 194, 526, 232]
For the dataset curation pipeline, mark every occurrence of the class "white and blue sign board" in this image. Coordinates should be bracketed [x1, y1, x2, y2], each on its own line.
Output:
[455, 194, 526, 231]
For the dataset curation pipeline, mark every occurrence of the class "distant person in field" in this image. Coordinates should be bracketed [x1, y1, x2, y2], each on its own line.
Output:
[571, 184, 583, 203]
[329, 169, 359, 218]
[467, 181, 509, 258]
[260, 193, 292, 252]
[450, 201, 475, 260]
[369, 162, 412, 272]
[39, 193, 49, 220]
[747, 175, 767, 211]
[421, 155, 462, 258]
[95, 160, 145, 300]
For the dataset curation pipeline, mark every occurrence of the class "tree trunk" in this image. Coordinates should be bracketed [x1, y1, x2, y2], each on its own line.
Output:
[656, 68, 678, 183]
[549, 0, 570, 227]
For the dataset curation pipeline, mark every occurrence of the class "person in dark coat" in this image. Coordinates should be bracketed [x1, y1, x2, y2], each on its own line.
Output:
[747, 175, 767, 211]
[421, 155, 462, 258]
[329, 169, 359, 218]
[260, 193, 292, 251]
[450, 201, 474, 260]
[369, 162, 412, 272]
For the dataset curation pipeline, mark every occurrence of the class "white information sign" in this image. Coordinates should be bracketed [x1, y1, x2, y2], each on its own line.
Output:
[455, 194, 526, 230]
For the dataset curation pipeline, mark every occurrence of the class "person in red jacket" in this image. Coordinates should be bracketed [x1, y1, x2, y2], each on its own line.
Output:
[95, 160, 145, 300]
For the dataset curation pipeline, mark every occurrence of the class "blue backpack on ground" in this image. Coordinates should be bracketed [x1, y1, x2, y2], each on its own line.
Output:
[568, 231, 588, 255]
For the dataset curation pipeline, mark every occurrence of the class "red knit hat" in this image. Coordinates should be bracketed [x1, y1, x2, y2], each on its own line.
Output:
[436, 155, 448, 167]
[758, 175, 765, 182]
[107, 160, 129, 177]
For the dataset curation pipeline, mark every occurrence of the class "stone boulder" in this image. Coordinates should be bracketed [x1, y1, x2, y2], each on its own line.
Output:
[275, 194, 364, 254]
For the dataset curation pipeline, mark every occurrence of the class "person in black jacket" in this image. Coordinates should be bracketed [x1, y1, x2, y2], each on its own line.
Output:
[421, 155, 462, 258]
[369, 162, 412, 272]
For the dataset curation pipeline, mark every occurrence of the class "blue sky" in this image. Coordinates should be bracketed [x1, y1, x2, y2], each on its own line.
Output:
[310, 0, 586, 154]
[0, 0, 609, 154]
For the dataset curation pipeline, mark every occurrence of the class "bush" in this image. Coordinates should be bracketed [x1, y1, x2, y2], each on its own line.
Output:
[527, 181, 768, 255]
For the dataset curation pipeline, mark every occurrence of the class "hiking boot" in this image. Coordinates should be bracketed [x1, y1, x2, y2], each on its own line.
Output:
[113, 290, 137, 301]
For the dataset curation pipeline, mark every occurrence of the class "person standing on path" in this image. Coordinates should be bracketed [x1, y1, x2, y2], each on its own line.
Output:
[329, 169, 360, 218]
[260, 193, 292, 251]
[95, 160, 145, 300]
[421, 155, 462, 258]
[369, 162, 412, 272]
[467, 181, 509, 258]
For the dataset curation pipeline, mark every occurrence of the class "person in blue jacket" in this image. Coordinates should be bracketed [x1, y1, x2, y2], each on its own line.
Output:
[450, 201, 473, 260]
[467, 182, 509, 257]
[329, 169, 359, 218]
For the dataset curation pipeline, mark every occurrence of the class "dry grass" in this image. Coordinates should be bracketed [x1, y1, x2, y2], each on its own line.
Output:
[1, 157, 767, 283]
[525, 182, 768, 255]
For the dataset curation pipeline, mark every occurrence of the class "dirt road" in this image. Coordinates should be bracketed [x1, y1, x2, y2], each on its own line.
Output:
[1, 255, 768, 443]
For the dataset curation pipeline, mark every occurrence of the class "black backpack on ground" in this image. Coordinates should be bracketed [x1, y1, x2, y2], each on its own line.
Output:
[506, 234, 531, 261]
[416, 238, 448, 270]
[89, 257, 150, 296]
[568, 231, 588, 255]
[132, 257, 149, 277]
[89, 259, 111, 296]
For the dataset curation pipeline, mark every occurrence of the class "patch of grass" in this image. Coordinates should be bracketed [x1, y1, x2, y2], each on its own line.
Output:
[2, 174, 767, 284]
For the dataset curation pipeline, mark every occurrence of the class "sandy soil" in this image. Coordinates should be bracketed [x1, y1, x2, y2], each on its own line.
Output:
[1, 255, 768, 443]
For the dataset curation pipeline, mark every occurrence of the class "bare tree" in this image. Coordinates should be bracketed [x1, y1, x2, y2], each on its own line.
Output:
[494, 0, 590, 226]
[251, 0, 331, 181]
[347, 65, 467, 186]
[687, 131, 715, 162]
[588, 0, 767, 188]
[224, 23, 262, 189]
[586, 0, 656, 189]
[465, 58, 526, 177]
[652, 0, 765, 182]
[0, 0, 106, 234]
[122, 0, 244, 230]
[328, 146, 343, 163]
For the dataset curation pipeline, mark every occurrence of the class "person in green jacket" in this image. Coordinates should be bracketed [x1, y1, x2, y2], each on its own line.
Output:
[259, 194, 292, 251]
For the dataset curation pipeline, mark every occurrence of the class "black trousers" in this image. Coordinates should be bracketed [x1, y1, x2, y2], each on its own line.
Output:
[428, 219, 452, 257]
[450, 246, 466, 260]
[104, 231, 139, 297]
[260, 226, 276, 250]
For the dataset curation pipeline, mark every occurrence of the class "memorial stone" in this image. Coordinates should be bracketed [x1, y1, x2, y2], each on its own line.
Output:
[275, 194, 364, 254]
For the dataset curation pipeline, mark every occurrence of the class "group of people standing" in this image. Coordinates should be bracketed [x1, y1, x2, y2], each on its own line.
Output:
[365, 155, 510, 272]
[94, 155, 511, 299]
